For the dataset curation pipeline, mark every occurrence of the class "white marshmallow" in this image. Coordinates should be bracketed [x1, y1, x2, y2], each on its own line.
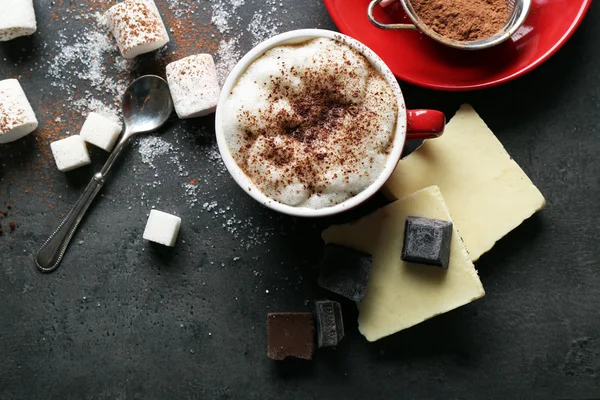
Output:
[50, 136, 91, 172]
[80, 112, 122, 152]
[105, 0, 170, 59]
[166, 54, 220, 119]
[142, 210, 181, 247]
[0, 79, 38, 144]
[0, 0, 37, 41]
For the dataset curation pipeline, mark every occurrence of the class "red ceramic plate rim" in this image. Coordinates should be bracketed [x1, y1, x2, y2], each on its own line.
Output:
[323, 0, 593, 91]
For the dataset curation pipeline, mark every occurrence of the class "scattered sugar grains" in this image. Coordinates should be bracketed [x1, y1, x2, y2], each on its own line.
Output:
[211, 0, 246, 34]
[137, 136, 173, 168]
[46, 12, 129, 118]
[5, 5, 132, 187]
[212, 0, 287, 84]
[216, 38, 241, 85]
[7, 0, 285, 248]
[153, 128, 275, 249]
[247, 0, 286, 46]
[211, 0, 244, 85]
[166, 0, 189, 18]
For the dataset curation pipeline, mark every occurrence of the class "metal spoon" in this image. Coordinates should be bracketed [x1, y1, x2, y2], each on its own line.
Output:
[35, 75, 174, 273]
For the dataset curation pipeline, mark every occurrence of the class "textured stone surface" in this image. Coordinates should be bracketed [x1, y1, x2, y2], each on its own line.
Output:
[0, 0, 600, 399]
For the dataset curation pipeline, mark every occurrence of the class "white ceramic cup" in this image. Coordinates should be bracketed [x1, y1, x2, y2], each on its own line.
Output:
[215, 29, 444, 218]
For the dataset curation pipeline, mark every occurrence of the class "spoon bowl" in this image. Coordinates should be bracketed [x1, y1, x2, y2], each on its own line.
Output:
[122, 75, 174, 135]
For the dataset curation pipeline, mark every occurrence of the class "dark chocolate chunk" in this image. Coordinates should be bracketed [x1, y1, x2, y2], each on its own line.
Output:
[401, 216, 453, 269]
[267, 312, 315, 360]
[314, 300, 344, 348]
[318, 244, 372, 302]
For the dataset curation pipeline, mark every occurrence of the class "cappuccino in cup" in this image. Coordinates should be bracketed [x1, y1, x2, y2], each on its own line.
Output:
[220, 38, 398, 209]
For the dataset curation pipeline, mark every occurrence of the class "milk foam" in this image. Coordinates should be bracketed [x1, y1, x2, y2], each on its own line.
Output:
[221, 38, 398, 209]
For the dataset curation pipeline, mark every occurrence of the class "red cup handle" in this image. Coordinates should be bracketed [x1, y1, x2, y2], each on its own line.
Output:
[406, 109, 445, 140]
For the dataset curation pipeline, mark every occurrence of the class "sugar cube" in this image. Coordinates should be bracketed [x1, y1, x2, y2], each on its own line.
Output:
[166, 54, 220, 119]
[80, 112, 122, 152]
[0, 0, 37, 41]
[267, 312, 315, 360]
[50, 136, 91, 172]
[402, 216, 453, 269]
[105, 0, 170, 59]
[142, 210, 181, 247]
[318, 244, 372, 302]
[0, 79, 38, 144]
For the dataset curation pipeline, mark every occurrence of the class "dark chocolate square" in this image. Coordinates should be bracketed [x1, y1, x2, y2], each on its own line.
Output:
[267, 312, 315, 360]
[401, 216, 453, 269]
[314, 300, 345, 348]
[318, 244, 372, 302]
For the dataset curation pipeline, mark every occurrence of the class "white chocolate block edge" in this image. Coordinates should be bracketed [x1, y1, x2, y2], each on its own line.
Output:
[0, 79, 38, 144]
[384, 104, 546, 261]
[323, 186, 485, 342]
[0, 0, 37, 41]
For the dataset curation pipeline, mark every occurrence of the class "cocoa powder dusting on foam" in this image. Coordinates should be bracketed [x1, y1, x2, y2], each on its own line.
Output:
[411, 0, 509, 42]
[228, 39, 398, 207]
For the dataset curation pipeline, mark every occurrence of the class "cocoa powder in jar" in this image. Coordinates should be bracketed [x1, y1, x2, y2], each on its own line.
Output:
[411, 0, 510, 42]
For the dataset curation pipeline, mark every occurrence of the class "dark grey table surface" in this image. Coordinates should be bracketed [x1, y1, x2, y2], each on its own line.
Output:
[1, 0, 599, 399]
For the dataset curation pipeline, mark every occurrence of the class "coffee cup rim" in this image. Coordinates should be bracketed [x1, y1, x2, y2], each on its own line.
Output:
[215, 29, 407, 218]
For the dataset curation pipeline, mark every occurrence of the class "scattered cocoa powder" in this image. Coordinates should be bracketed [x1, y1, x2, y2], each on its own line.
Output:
[0, 204, 16, 234]
[2, 0, 220, 206]
[161, 5, 219, 64]
[411, 0, 509, 42]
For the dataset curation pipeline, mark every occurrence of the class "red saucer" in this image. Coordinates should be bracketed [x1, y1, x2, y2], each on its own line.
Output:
[323, 0, 592, 90]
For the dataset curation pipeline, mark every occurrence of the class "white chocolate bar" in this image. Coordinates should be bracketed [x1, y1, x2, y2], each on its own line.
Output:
[323, 186, 485, 342]
[385, 104, 546, 261]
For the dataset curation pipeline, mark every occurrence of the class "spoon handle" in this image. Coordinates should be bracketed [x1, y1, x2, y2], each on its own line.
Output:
[35, 136, 131, 273]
